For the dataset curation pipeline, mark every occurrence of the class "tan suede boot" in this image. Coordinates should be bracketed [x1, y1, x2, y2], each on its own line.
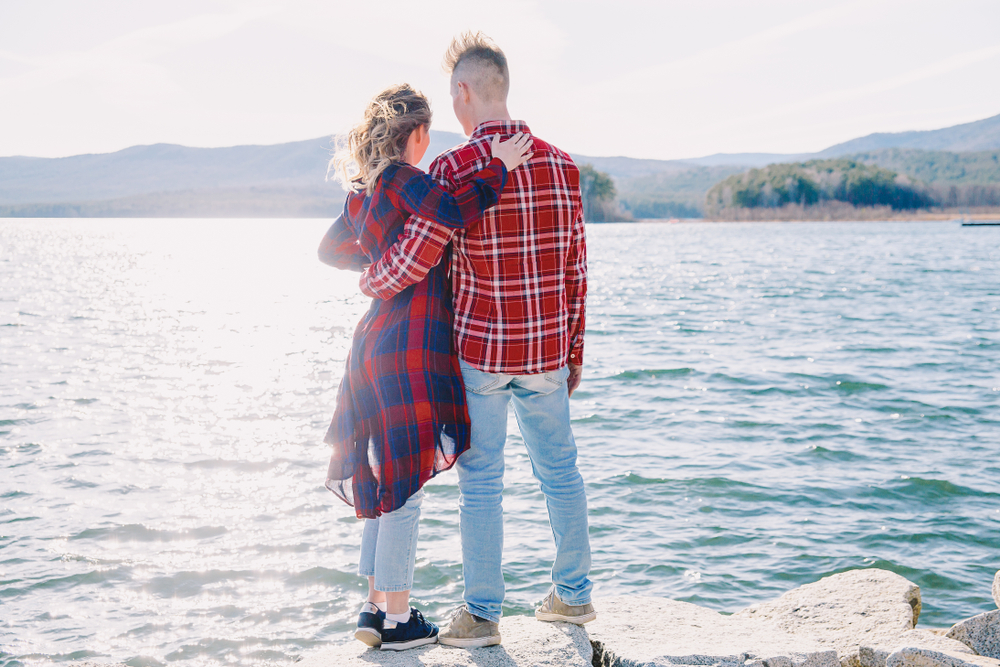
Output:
[438, 605, 501, 648]
[534, 589, 596, 624]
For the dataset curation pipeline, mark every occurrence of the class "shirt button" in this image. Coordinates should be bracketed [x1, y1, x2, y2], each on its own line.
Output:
[570, 354, 575, 358]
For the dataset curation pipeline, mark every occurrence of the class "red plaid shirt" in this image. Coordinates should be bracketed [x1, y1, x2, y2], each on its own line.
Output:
[361, 120, 587, 374]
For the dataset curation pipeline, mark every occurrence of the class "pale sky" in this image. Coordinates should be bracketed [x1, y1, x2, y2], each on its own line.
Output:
[2, 0, 999, 160]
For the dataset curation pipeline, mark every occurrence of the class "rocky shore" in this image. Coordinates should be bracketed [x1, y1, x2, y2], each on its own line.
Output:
[296, 568, 1000, 667]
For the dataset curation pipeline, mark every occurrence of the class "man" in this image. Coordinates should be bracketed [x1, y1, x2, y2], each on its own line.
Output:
[360, 31, 594, 648]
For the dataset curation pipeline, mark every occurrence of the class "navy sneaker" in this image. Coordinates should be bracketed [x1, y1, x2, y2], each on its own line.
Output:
[379, 607, 439, 651]
[354, 602, 385, 647]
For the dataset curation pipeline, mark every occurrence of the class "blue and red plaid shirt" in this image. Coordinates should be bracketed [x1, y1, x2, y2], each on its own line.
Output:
[361, 120, 587, 374]
[320, 158, 508, 518]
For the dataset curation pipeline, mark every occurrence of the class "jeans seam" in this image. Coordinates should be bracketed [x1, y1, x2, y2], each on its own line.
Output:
[461, 359, 503, 395]
[470, 377, 501, 394]
[401, 515, 414, 590]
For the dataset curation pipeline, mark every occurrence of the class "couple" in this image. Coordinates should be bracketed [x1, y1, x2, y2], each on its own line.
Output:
[319, 32, 594, 652]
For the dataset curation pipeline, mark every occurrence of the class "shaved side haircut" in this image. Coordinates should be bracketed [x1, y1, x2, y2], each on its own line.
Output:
[443, 31, 510, 103]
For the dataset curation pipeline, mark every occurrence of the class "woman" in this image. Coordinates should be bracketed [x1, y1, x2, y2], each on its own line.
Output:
[318, 83, 530, 651]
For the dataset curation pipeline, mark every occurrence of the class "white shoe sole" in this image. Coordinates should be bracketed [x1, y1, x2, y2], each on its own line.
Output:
[535, 610, 597, 624]
[438, 634, 502, 648]
[379, 635, 439, 651]
[354, 627, 381, 647]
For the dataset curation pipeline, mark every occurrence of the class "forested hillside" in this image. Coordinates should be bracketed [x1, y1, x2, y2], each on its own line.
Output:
[848, 148, 1000, 185]
[706, 160, 934, 213]
[705, 154, 1000, 217]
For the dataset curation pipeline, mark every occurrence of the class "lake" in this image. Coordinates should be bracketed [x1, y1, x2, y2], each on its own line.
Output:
[1, 219, 998, 666]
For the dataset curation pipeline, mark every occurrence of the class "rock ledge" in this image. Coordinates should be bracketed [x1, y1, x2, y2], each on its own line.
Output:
[73, 567, 1000, 667]
[298, 569, 978, 667]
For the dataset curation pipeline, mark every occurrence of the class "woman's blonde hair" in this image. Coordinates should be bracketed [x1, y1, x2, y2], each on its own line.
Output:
[329, 84, 432, 195]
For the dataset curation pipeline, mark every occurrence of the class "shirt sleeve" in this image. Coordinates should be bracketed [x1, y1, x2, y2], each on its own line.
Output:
[566, 204, 587, 366]
[360, 216, 455, 299]
[361, 157, 499, 300]
[318, 206, 367, 272]
[387, 158, 507, 229]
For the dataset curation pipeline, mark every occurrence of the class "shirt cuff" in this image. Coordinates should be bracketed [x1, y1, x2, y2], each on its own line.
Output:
[568, 343, 583, 366]
[359, 268, 376, 298]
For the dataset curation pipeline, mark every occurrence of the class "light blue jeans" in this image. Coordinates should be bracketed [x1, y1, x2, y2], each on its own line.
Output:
[357, 489, 424, 592]
[457, 359, 593, 622]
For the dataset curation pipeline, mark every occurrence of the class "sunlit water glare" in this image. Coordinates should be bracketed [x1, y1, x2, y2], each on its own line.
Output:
[1, 219, 998, 666]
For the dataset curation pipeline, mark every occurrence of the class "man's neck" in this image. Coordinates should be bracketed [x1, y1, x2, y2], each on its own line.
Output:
[469, 104, 512, 133]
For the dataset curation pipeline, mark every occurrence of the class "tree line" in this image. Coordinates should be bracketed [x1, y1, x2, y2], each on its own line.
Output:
[579, 164, 633, 222]
[575, 149, 1000, 222]
[705, 158, 1000, 213]
[706, 159, 940, 213]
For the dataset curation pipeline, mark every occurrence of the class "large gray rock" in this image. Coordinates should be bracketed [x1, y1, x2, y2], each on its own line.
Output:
[295, 616, 592, 667]
[885, 647, 1000, 667]
[993, 572, 1000, 610]
[947, 610, 1000, 659]
[588, 596, 839, 667]
[733, 569, 922, 667]
[859, 630, 974, 667]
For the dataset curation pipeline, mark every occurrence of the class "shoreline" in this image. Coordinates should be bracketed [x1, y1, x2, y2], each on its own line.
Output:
[699, 204, 1000, 223]
[628, 217, 996, 224]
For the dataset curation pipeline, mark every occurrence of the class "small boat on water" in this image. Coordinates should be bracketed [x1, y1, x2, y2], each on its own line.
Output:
[958, 213, 1000, 226]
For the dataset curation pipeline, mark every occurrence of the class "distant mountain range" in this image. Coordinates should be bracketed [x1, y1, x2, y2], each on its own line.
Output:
[0, 131, 468, 216]
[2, 113, 999, 217]
[813, 113, 1000, 157]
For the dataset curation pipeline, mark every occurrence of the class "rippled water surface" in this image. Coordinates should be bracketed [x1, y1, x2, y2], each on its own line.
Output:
[2, 220, 998, 666]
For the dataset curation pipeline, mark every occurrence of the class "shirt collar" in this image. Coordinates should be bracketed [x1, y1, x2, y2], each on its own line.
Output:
[470, 120, 532, 139]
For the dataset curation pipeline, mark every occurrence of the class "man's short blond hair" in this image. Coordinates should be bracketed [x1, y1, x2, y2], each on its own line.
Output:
[443, 31, 509, 102]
